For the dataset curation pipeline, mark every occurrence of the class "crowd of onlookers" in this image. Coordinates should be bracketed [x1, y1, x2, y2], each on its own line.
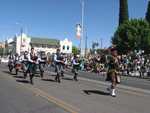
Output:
[75, 51, 150, 78]
[2, 50, 150, 78]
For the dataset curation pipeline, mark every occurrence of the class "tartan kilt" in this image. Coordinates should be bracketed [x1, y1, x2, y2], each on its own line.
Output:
[73, 65, 80, 73]
[27, 63, 37, 74]
[106, 69, 120, 84]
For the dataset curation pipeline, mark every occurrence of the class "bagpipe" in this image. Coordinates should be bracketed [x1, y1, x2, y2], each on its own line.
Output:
[31, 56, 38, 62]
[56, 55, 65, 65]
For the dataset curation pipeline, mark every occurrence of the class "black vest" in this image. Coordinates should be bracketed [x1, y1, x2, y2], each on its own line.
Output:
[24, 54, 28, 60]
[56, 53, 63, 64]
[30, 53, 37, 61]
[56, 53, 63, 61]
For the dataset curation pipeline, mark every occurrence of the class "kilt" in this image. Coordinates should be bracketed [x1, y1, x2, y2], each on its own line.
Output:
[106, 69, 120, 84]
[27, 62, 37, 74]
[73, 65, 80, 74]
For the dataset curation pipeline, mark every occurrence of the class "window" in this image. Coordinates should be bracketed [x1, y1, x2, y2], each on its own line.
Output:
[67, 46, 69, 50]
[63, 45, 65, 50]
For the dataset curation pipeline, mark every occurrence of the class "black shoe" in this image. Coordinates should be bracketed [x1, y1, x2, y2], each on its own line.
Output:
[111, 95, 116, 97]
[75, 78, 78, 81]
[40, 72, 44, 79]
[55, 74, 58, 81]
[58, 79, 61, 83]
[57, 75, 61, 83]
[55, 77, 57, 82]
[30, 78, 33, 85]
[61, 73, 64, 77]
[73, 75, 78, 81]
[30, 74, 34, 85]
[24, 73, 27, 79]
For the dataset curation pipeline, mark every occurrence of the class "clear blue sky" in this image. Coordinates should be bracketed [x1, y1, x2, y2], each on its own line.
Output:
[0, 0, 148, 48]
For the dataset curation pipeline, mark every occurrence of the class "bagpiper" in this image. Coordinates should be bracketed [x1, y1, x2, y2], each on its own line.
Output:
[106, 47, 120, 97]
[72, 54, 80, 81]
[54, 49, 64, 83]
[20, 51, 29, 78]
[28, 47, 38, 84]
[38, 51, 47, 79]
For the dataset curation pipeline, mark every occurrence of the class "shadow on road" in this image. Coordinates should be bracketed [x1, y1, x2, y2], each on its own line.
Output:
[49, 74, 56, 76]
[2, 70, 16, 75]
[16, 79, 30, 84]
[62, 77, 73, 81]
[13, 75, 24, 79]
[83, 90, 110, 96]
[34, 74, 41, 78]
[41, 78, 56, 82]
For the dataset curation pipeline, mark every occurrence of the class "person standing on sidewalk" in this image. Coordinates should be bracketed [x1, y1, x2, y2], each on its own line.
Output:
[106, 47, 120, 97]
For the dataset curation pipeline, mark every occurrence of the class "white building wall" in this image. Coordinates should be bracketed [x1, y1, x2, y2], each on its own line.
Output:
[34, 47, 57, 54]
[8, 34, 72, 55]
[60, 38, 72, 54]
[16, 33, 30, 55]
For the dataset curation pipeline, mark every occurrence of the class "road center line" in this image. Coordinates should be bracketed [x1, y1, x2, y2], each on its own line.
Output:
[17, 82, 80, 113]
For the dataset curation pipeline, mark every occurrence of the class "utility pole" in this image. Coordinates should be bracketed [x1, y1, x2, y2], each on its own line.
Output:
[2, 36, 6, 57]
[100, 38, 103, 49]
[80, 0, 85, 56]
[85, 32, 88, 57]
[20, 27, 23, 55]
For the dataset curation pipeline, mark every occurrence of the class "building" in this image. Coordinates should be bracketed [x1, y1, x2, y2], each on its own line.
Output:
[30, 37, 59, 55]
[0, 42, 5, 48]
[6, 33, 31, 55]
[60, 38, 72, 54]
[0, 42, 5, 56]
[6, 33, 72, 55]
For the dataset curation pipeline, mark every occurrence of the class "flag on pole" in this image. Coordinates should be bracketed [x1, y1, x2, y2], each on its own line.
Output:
[76, 24, 82, 39]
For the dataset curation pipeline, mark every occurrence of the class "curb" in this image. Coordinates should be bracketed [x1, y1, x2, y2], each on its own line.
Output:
[48, 71, 150, 95]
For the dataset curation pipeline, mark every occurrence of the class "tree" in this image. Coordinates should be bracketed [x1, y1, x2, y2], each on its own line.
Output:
[96, 49, 108, 55]
[112, 19, 150, 54]
[72, 46, 79, 55]
[0, 48, 3, 56]
[92, 42, 99, 50]
[119, 0, 129, 25]
[146, 1, 150, 24]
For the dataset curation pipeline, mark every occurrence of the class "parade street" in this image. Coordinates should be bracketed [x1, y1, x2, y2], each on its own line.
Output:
[0, 64, 150, 113]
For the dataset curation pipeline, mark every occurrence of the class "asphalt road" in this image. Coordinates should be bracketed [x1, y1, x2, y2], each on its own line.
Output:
[0, 63, 150, 113]
[0, 65, 69, 113]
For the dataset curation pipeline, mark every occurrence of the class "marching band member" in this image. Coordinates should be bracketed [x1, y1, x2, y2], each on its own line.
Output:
[28, 47, 38, 84]
[72, 54, 80, 81]
[54, 49, 64, 83]
[106, 47, 120, 97]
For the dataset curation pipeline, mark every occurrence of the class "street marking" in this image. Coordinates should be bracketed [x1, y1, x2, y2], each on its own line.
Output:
[1, 70, 80, 113]
[33, 88, 80, 113]
[17, 82, 79, 113]
[2, 68, 150, 112]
